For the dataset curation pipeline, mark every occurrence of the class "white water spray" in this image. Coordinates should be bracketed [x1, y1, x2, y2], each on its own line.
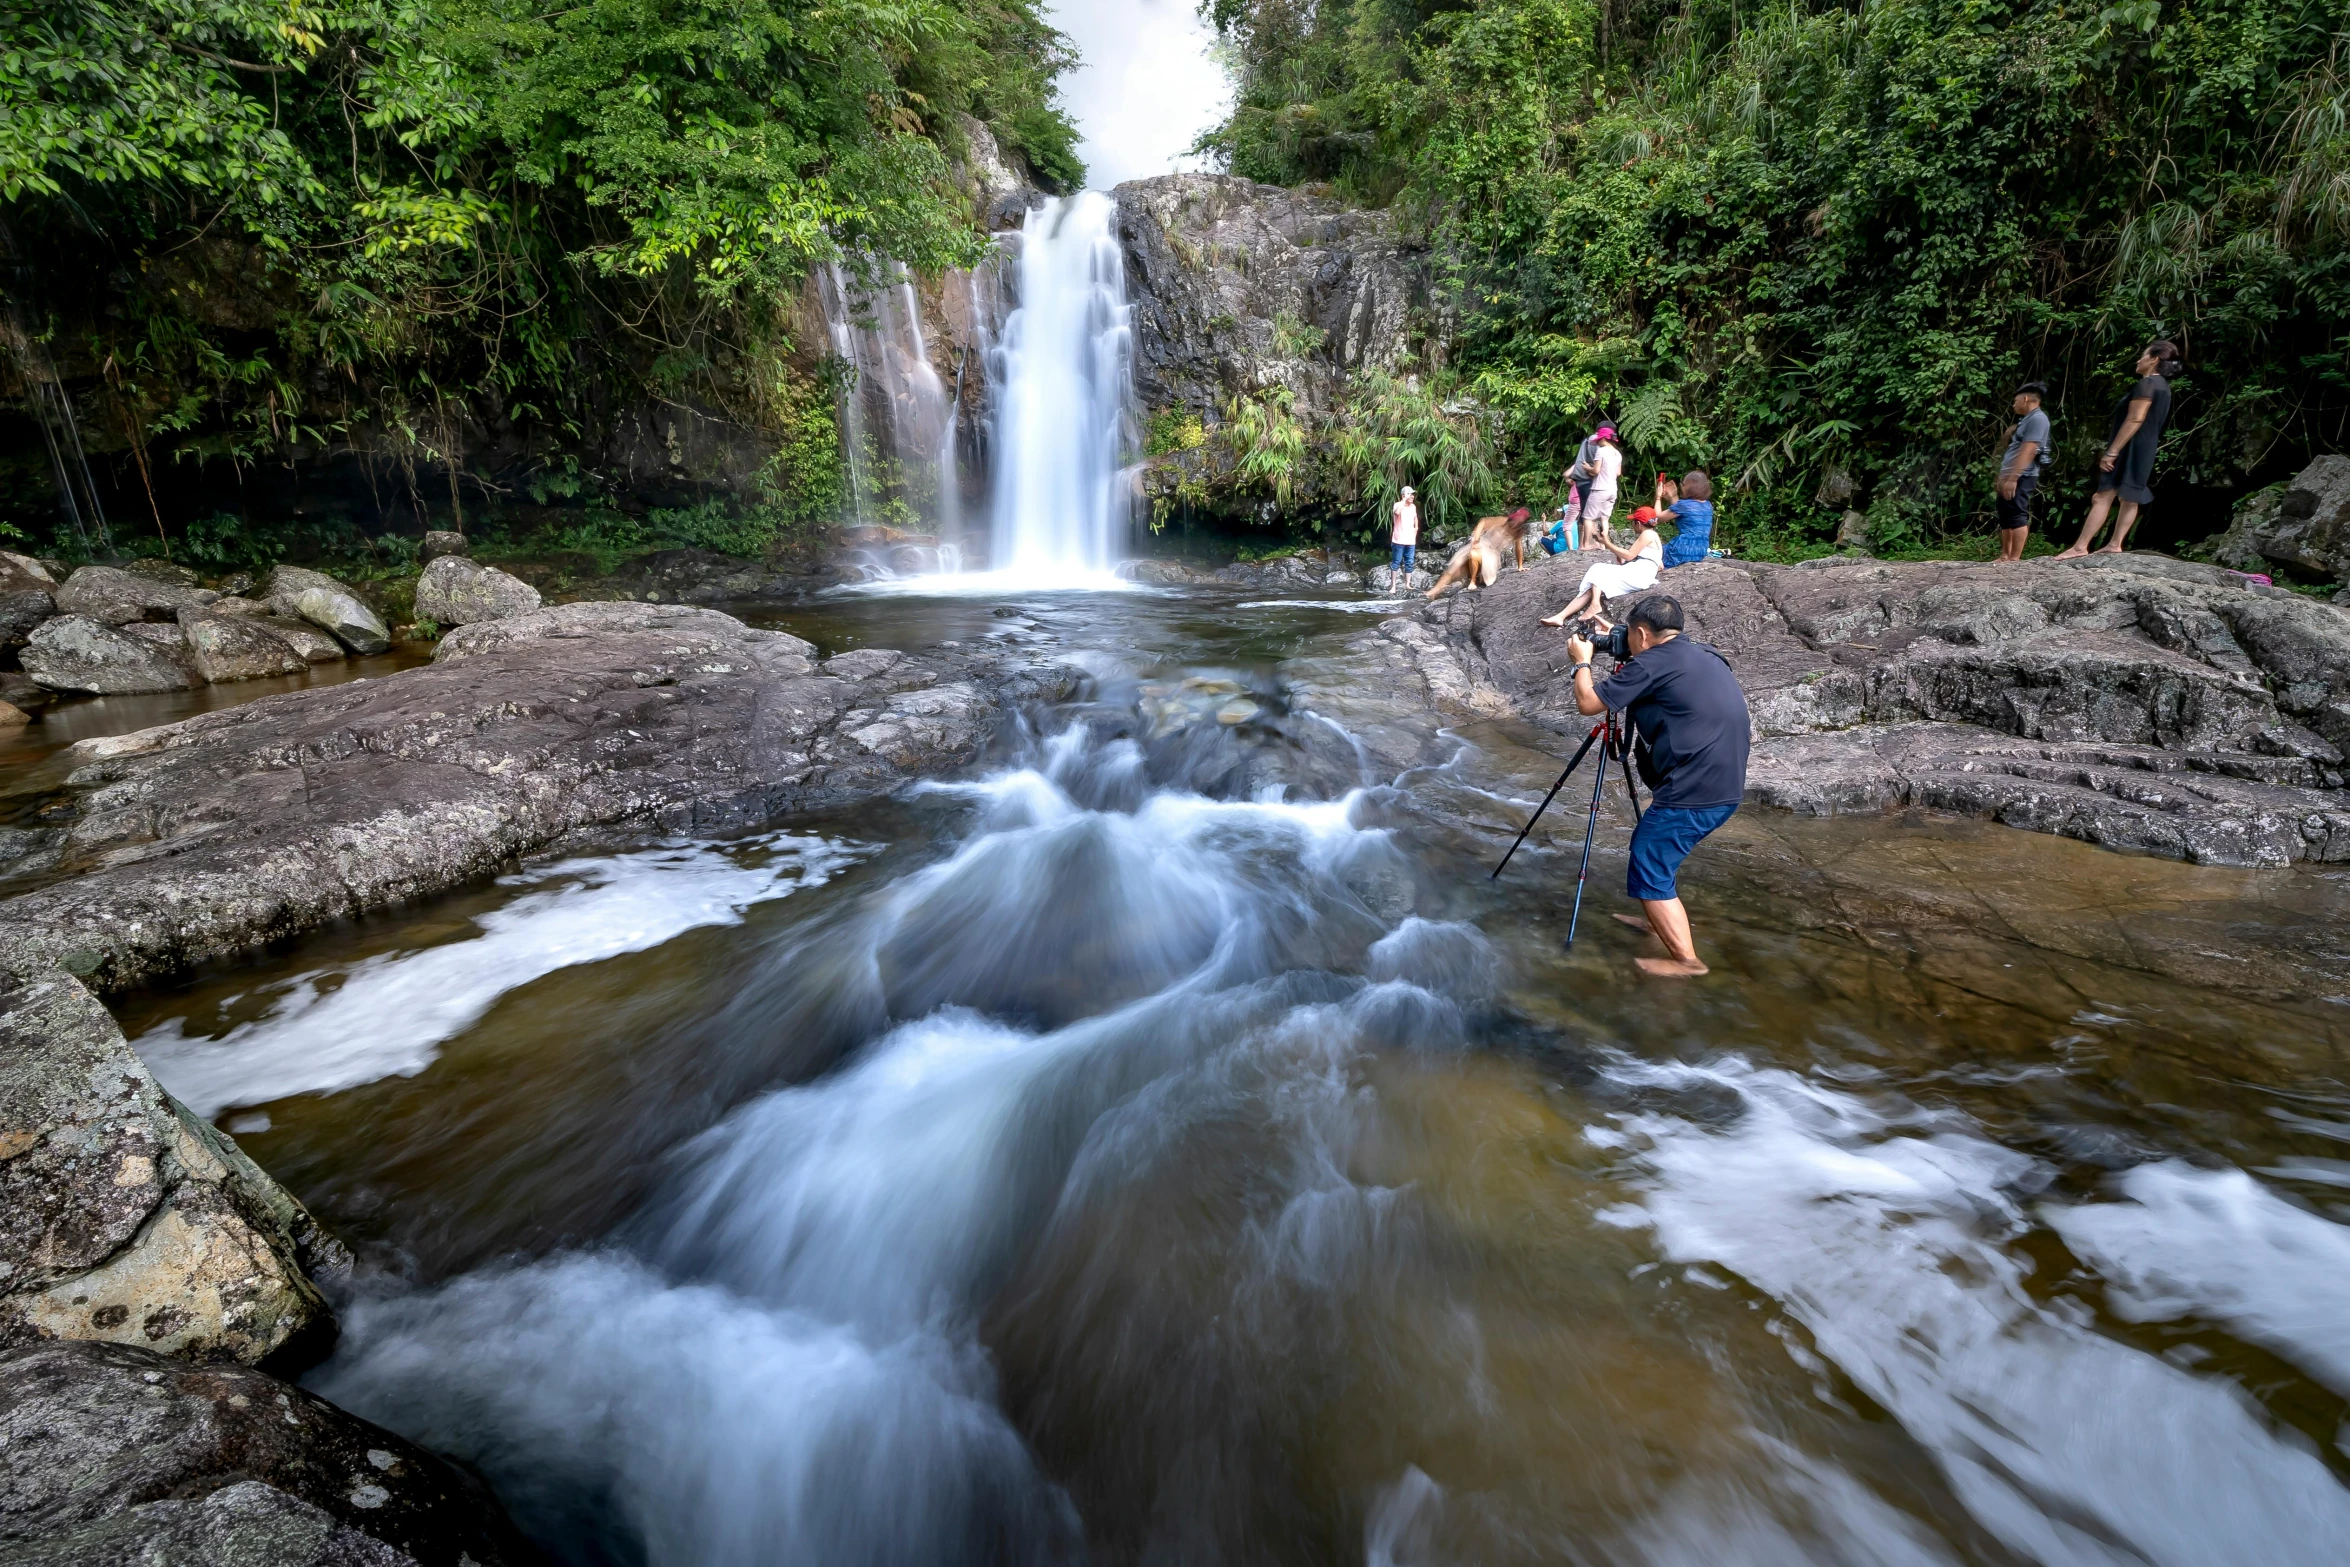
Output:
[987, 193, 1138, 580]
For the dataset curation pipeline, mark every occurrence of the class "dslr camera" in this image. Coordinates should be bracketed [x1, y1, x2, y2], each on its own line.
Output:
[1576, 618, 1632, 661]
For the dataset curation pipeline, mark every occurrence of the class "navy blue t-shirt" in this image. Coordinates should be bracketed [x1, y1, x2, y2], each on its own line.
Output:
[1593, 635, 1751, 808]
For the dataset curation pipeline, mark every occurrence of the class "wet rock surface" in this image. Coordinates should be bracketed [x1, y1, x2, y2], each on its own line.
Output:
[411, 557, 541, 627]
[1416, 551, 2350, 865]
[0, 1339, 528, 1565]
[0, 601, 1077, 992]
[0, 972, 343, 1363]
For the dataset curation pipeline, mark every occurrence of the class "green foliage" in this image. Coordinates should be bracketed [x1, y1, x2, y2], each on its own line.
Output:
[1205, 0, 2350, 548]
[1146, 406, 1208, 457]
[3, 0, 1080, 557]
[1224, 384, 1309, 506]
[1332, 368, 1499, 537]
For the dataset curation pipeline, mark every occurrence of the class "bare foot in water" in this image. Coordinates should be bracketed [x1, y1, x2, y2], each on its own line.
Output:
[1612, 913, 1654, 932]
[1635, 955, 1709, 978]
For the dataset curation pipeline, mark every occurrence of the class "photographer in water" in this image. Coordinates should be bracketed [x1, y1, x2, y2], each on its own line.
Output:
[1564, 595, 1750, 977]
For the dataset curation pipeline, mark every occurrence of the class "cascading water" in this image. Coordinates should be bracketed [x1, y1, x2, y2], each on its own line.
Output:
[985, 193, 1138, 580]
[817, 260, 964, 569]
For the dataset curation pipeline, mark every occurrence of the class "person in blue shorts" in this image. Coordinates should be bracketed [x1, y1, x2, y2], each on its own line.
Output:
[1564, 594, 1751, 977]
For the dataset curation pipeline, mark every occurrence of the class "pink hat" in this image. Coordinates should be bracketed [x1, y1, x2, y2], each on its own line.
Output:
[1595, 425, 1616, 440]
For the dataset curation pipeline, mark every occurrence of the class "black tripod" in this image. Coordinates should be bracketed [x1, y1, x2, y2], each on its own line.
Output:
[1491, 711, 1643, 945]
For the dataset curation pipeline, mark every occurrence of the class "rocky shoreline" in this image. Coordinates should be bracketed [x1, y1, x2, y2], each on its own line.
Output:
[0, 595, 1078, 1563]
[1406, 550, 2350, 867]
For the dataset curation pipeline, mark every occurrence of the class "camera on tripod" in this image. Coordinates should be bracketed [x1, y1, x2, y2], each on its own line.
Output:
[1576, 618, 1631, 661]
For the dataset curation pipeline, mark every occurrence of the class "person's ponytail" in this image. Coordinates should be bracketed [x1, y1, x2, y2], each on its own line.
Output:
[2145, 339, 2185, 378]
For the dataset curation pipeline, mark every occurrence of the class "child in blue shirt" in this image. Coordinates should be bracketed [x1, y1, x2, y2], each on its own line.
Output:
[1656, 470, 1715, 566]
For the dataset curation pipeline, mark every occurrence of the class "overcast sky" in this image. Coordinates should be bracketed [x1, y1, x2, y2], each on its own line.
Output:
[1041, 0, 1233, 190]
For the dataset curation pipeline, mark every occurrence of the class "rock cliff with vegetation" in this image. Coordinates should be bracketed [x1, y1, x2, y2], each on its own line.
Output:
[1161, 0, 2350, 557]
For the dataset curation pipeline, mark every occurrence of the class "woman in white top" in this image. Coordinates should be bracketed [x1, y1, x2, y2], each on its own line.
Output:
[1539, 506, 1664, 626]
[1578, 427, 1622, 546]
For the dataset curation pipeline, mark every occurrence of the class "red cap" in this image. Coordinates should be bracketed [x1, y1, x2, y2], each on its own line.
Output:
[1631, 506, 1658, 523]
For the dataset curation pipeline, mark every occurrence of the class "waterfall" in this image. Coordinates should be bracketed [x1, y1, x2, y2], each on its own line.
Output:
[986, 192, 1137, 579]
[815, 259, 959, 560]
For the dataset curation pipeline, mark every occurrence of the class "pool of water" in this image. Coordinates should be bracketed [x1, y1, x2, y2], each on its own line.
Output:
[104, 581, 2350, 1565]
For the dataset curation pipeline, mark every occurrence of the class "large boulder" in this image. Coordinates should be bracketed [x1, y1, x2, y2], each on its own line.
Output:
[19, 616, 203, 694]
[2203, 454, 2350, 587]
[178, 609, 311, 684]
[0, 1339, 529, 1565]
[0, 603, 1077, 995]
[0, 972, 345, 1363]
[254, 616, 348, 663]
[0, 555, 56, 653]
[1421, 552, 2350, 867]
[265, 567, 391, 656]
[411, 555, 540, 627]
[53, 565, 207, 626]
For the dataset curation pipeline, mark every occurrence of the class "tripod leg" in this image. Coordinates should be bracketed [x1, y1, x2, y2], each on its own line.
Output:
[1565, 734, 1613, 946]
[1491, 724, 1602, 879]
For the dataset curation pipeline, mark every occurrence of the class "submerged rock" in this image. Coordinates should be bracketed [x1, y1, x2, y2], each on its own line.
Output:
[1418, 552, 2350, 867]
[0, 1339, 529, 1565]
[20, 615, 203, 694]
[412, 555, 541, 627]
[0, 972, 344, 1363]
[265, 567, 392, 655]
[179, 609, 310, 683]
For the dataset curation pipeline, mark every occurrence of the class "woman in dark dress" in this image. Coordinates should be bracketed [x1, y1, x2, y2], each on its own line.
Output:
[2057, 340, 2183, 557]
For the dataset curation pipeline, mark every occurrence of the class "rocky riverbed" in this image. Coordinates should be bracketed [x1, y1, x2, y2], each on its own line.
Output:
[0, 594, 1079, 1562]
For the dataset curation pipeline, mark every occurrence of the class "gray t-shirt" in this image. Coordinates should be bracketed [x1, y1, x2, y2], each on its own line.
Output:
[2003, 407, 2050, 478]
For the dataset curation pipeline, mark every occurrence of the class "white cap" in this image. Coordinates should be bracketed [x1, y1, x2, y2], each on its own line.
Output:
[1401, 486, 1415, 497]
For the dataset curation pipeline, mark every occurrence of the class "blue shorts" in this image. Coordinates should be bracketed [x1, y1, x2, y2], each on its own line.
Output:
[1627, 803, 1736, 901]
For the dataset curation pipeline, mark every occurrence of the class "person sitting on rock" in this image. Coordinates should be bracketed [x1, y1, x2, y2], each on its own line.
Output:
[1538, 506, 1665, 626]
[1425, 509, 1530, 599]
[1657, 471, 1715, 566]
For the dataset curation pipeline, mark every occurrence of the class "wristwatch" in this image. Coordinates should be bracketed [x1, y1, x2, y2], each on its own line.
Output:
[1572, 662, 1593, 674]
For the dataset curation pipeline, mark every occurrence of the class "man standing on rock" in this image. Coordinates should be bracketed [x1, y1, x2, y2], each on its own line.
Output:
[1390, 486, 1420, 574]
[1566, 425, 1622, 547]
[1564, 595, 1750, 978]
[1994, 382, 2051, 563]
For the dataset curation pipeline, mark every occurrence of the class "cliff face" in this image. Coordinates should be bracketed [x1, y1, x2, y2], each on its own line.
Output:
[1113, 175, 1440, 522]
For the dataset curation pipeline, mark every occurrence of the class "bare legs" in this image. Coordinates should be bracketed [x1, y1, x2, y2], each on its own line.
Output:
[1632, 897, 1708, 977]
[2056, 492, 2142, 557]
[1997, 526, 2028, 563]
[1539, 585, 1601, 627]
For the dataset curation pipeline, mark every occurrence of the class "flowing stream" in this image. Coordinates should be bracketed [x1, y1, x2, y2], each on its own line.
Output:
[110, 585, 2350, 1567]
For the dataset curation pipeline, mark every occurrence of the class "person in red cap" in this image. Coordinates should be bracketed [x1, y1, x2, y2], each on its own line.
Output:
[1538, 504, 1664, 626]
[1564, 425, 1622, 548]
